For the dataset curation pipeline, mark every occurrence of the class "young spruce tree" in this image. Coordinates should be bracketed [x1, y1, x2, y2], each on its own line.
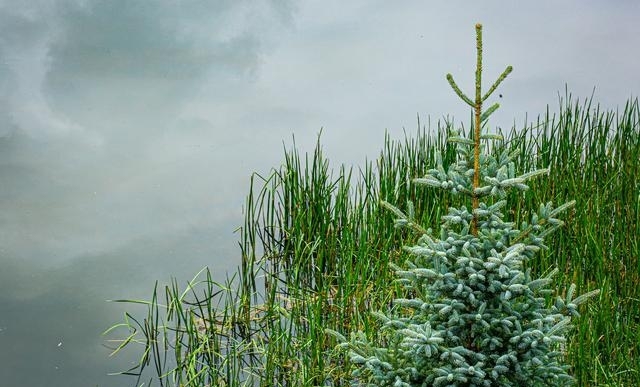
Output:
[328, 24, 599, 387]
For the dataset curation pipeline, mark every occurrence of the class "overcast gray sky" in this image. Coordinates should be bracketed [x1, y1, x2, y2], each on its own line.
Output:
[1, 1, 639, 386]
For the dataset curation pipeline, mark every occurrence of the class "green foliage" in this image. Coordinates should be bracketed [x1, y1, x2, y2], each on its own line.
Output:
[105, 99, 639, 386]
[330, 24, 599, 387]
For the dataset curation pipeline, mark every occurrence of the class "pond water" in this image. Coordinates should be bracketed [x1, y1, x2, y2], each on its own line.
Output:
[1, 2, 638, 386]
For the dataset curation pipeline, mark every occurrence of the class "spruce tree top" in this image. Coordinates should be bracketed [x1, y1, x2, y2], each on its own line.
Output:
[328, 23, 599, 387]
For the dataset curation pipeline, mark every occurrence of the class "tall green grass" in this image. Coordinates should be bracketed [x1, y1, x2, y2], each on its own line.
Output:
[106, 95, 639, 386]
[507, 96, 640, 386]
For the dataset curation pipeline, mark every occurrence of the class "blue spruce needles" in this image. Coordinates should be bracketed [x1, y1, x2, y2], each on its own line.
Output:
[327, 24, 599, 387]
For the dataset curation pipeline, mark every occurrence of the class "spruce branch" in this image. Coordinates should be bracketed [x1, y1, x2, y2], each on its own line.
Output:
[479, 133, 504, 141]
[519, 168, 550, 181]
[446, 74, 474, 107]
[482, 65, 513, 102]
[511, 200, 576, 245]
[380, 200, 428, 235]
[480, 102, 500, 122]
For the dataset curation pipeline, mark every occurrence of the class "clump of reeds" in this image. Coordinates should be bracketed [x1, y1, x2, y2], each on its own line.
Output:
[105, 60, 639, 387]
